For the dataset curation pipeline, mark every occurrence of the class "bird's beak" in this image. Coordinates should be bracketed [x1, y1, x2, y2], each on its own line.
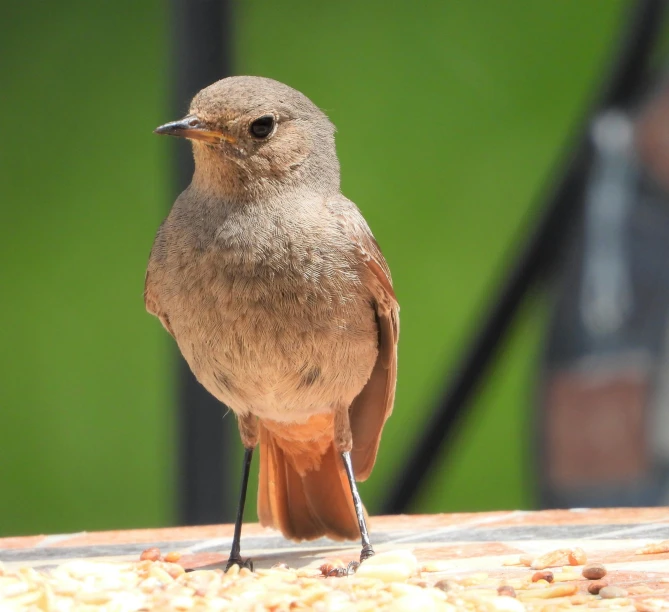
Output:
[154, 116, 237, 145]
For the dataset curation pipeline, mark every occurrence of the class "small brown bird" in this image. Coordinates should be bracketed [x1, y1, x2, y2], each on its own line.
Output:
[145, 76, 399, 568]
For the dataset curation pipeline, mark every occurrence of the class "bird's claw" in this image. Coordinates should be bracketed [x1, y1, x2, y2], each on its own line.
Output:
[325, 551, 372, 577]
[346, 561, 360, 575]
[225, 556, 254, 572]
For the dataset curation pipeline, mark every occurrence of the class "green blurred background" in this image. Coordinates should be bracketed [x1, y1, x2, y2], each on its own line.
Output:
[0, 0, 631, 536]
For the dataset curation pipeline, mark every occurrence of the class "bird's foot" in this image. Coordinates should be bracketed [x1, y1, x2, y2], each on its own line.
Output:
[359, 544, 375, 563]
[346, 561, 360, 575]
[225, 556, 254, 572]
[342, 546, 375, 576]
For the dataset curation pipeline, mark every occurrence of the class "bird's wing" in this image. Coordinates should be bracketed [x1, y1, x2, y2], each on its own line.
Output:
[326, 195, 399, 481]
[144, 272, 175, 338]
[144, 221, 175, 337]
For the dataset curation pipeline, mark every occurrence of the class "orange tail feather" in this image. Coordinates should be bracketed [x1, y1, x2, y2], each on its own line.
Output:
[257, 421, 361, 541]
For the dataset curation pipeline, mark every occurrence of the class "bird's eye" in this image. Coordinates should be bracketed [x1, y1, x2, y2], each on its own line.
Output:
[249, 115, 275, 139]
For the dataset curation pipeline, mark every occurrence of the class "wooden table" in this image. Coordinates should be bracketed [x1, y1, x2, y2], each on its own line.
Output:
[3, 508, 669, 606]
[3, 507, 669, 572]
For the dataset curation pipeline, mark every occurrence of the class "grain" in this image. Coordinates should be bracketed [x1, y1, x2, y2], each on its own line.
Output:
[636, 599, 669, 611]
[636, 540, 669, 555]
[420, 560, 452, 572]
[531, 548, 571, 570]
[0, 545, 655, 611]
[551, 569, 581, 582]
[459, 573, 488, 586]
[355, 550, 418, 582]
[75, 590, 112, 604]
[519, 555, 534, 566]
[518, 583, 578, 599]
[355, 562, 415, 582]
[489, 596, 526, 611]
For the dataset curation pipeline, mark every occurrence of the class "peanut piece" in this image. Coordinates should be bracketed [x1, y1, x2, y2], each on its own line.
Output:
[531, 570, 553, 583]
[530, 549, 570, 570]
[582, 563, 606, 580]
[587, 579, 608, 595]
[139, 547, 161, 562]
[497, 585, 516, 597]
[567, 547, 587, 565]
[599, 585, 628, 599]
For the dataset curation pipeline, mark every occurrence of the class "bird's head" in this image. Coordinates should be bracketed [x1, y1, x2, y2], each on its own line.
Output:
[155, 76, 340, 200]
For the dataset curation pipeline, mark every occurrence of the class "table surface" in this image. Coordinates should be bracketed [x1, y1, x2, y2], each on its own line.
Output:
[3, 507, 669, 584]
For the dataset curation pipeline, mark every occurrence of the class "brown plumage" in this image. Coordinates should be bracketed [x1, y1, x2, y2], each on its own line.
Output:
[145, 76, 398, 545]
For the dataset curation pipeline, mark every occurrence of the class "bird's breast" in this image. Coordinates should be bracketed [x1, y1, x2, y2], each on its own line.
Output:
[154, 213, 378, 421]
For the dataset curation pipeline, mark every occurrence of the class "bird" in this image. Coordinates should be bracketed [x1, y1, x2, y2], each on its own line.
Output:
[145, 76, 399, 568]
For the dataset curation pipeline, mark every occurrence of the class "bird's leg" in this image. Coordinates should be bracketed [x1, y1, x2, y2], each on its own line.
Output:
[341, 452, 375, 564]
[334, 406, 375, 565]
[225, 414, 257, 572]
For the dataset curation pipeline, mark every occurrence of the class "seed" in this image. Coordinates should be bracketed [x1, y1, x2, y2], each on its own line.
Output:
[434, 579, 461, 592]
[149, 565, 174, 583]
[389, 582, 424, 598]
[76, 591, 111, 604]
[355, 550, 418, 583]
[518, 583, 578, 599]
[551, 570, 581, 582]
[140, 547, 161, 562]
[567, 547, 587, 565]
[420, 560, 452, 572]
[166, 563, 185, 579]
[355, 562, 415, 582]
[296, 568, 322, 578]
[636, 540, 669, 555]
[164, 551, 182, 563]
[588, 580, 608, 594]
[459, 573, 488, 586]
[170, 595, 194, 609]
[391, 590, 441, 611]
[635, 599, 669, 612]
[599, 585, 629, 599]
[362, 549, 418, 572]
[582, 563, 607, 580]
[272, 562, 290, 570]
[530, 549, 570, 570]
[3, 583, 30, 597]
[490, 598, 526, 612]
[497, 585, 516, 597]
[3, 589, 42, 607]
[531, 570, 553, 583]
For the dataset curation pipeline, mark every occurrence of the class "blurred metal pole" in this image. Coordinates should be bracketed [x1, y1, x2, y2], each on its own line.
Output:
[383, 0, 666, 515]
[169, 0, 235, 525]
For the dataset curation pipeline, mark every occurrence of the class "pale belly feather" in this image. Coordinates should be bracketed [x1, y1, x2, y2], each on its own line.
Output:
[164, 245, 379, 423]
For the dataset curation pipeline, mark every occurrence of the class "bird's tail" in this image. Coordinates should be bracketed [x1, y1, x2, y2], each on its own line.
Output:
[257, 420, 362, 541]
